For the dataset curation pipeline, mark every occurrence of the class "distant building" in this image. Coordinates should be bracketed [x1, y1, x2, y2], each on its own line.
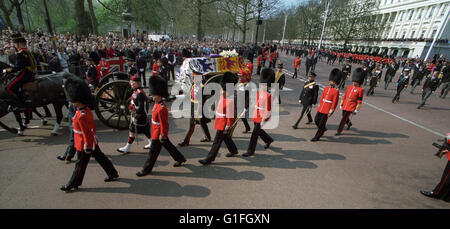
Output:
[323, 0, 450, 59]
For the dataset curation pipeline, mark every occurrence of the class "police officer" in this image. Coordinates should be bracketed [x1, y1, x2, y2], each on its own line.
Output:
[243, 68, 275, 157]
[311, 69, 341, 142]
[392, 68, 410, 103]
[117, 74, 152, 153]
[60, 77, 119, 192]
[136, 76, 186, 177]
[199, 72, 239, 165]
[292, 72, 319, 129]
[335, 68, 364, 136]
[417, 69, 441, 109]
[178, 70, 212, 147]
[4, 33, 36, 106]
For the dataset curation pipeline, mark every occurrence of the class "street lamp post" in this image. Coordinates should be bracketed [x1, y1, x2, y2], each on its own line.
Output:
[254, 0, 263, 45]
[281, 12, 288, 44]
[318, 0, 330, 50]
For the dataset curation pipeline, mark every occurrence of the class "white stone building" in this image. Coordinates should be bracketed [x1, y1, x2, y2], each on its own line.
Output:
[323, 0, 450, 59]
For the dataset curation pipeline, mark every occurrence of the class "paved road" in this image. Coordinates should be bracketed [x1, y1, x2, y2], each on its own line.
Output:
[0, 53, 449, 208]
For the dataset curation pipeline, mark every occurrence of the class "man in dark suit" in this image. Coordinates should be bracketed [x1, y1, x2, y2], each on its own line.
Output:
[293, 72, 319, 129]
[305, 53, 313, 77]
[136, 52, 148, 87]
[410, 63, 426, 94]
[417, 69, 441, 109]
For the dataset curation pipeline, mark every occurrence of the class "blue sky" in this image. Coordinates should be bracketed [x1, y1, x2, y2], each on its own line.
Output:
[281, 0, 308, 8]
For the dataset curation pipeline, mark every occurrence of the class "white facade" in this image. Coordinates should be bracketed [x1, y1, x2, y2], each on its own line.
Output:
[323, 0, 450, 59]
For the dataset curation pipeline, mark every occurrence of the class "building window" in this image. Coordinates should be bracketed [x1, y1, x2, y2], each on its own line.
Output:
[411, 31, 415, 38]
[431, 29, 437, 38]
[417, 8, 423, 19]
[408, 10, 414, 20]
[402, 31, 406, 39]
[441, 4, 448, 16]
[428, 6, 435, 18]
[420, 30, 426, 39]
[399, 11, 404, 21]
[394, 32, 398, 38]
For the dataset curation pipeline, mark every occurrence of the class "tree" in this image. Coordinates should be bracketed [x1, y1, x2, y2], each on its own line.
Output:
[9, 0, 25, 31]
[327, 0, 385, 49]
[87, 0, 99, 34]
[0, 0, 14, 28]
[74, 0, 90, 36]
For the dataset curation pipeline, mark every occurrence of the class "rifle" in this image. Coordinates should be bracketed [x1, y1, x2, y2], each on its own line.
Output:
[432, 139, 449, 158]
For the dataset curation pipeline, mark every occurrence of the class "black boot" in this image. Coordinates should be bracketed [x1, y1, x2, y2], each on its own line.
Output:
[60, 185, 78, 192]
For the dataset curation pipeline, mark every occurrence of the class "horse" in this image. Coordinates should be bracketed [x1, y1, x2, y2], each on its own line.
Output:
[0, 68, 69, 136]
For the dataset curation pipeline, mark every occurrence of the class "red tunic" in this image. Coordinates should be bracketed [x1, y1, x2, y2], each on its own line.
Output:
[317, 87, 339, 114]
[72, 107, 97, 152]
[152, 62, 159, 76]
[257, 56, 262, 67]
[246, 62, 254, 76]
[263, 51, 268, 60]
[214, 94, 235, 131]
[151, 101, 169, 140]
[294, 57, 302, 69]
[341, 85, 364, 112]
[252, 90, 272, 123]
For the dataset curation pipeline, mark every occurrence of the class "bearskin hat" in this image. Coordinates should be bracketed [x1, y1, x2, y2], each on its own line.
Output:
[97, 49, 106, 59]
[277, 62, 283, 68]
[149, 75, 169, 98]
[329, 68, 342, 84]
[11, 33, 26, 43]
[260, 67, 275, 87]
[88, 51, 101, 65]
[182, 49, 192, 58]
[352, 67, 365, 84]
[220, 71, 237, 90]
[64, 77, 94, 108]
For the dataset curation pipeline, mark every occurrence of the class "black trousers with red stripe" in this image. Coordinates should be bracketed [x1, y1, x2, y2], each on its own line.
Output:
[432, 160, 450, 201]
[141, 139, 186, 173]
[182, 118, 211, 144]
[337, 110, 353, 134]
[66, 145, 118, 187]
[247, 122, 274, 155]
[6, 70, 34, 96]
[204, 130, 238, 161]
[313, 112, 328, 140]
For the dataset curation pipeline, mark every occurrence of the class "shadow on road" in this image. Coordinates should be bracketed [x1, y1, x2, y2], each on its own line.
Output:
[152, 164, 265, 181]
[81, 178, 211, 198]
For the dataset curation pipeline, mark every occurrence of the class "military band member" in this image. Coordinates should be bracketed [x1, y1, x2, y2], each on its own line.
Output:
[311, 69, 341, 142]
[410, 63, 426, 94]
[335, 68, 364, 136]
[178, 71, 212, 147]
[117, 74, 152, 154]
[275, 62, 286, 104]
[384, 62, 397, 90]
[417, 69, 441, 109]
[367, 65, 382, 96]
[292, 72, 319, 129]
[392, 68, 410, 103]
[199, 72, 239, 165]
[60, 77, 119, 192]
[243, 68, 275, 157]
[136, 76, 186, 177]
[420, 133, 450, 202]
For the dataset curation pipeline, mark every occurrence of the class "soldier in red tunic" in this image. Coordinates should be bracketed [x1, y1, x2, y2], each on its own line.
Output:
[246, 58, 254, 77]
[136, 76, 186, 177]
[257, 54, 263, 75]
[335, 68, 365, 136]
[199, 72, 239, 165]
[243, 68, 275, 156]
[60, 77, 119, 192]
[311, 69, 341, 142]
[293, 54, 302, 79]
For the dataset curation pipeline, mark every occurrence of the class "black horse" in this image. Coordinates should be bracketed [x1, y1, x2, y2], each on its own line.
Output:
[0, 62, 68, 136]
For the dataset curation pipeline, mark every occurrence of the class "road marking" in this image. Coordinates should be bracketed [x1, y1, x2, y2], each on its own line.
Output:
[283, 69, 445, 138]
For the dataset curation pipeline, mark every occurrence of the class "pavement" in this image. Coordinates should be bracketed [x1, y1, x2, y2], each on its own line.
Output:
[0, 53, 449, 209]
